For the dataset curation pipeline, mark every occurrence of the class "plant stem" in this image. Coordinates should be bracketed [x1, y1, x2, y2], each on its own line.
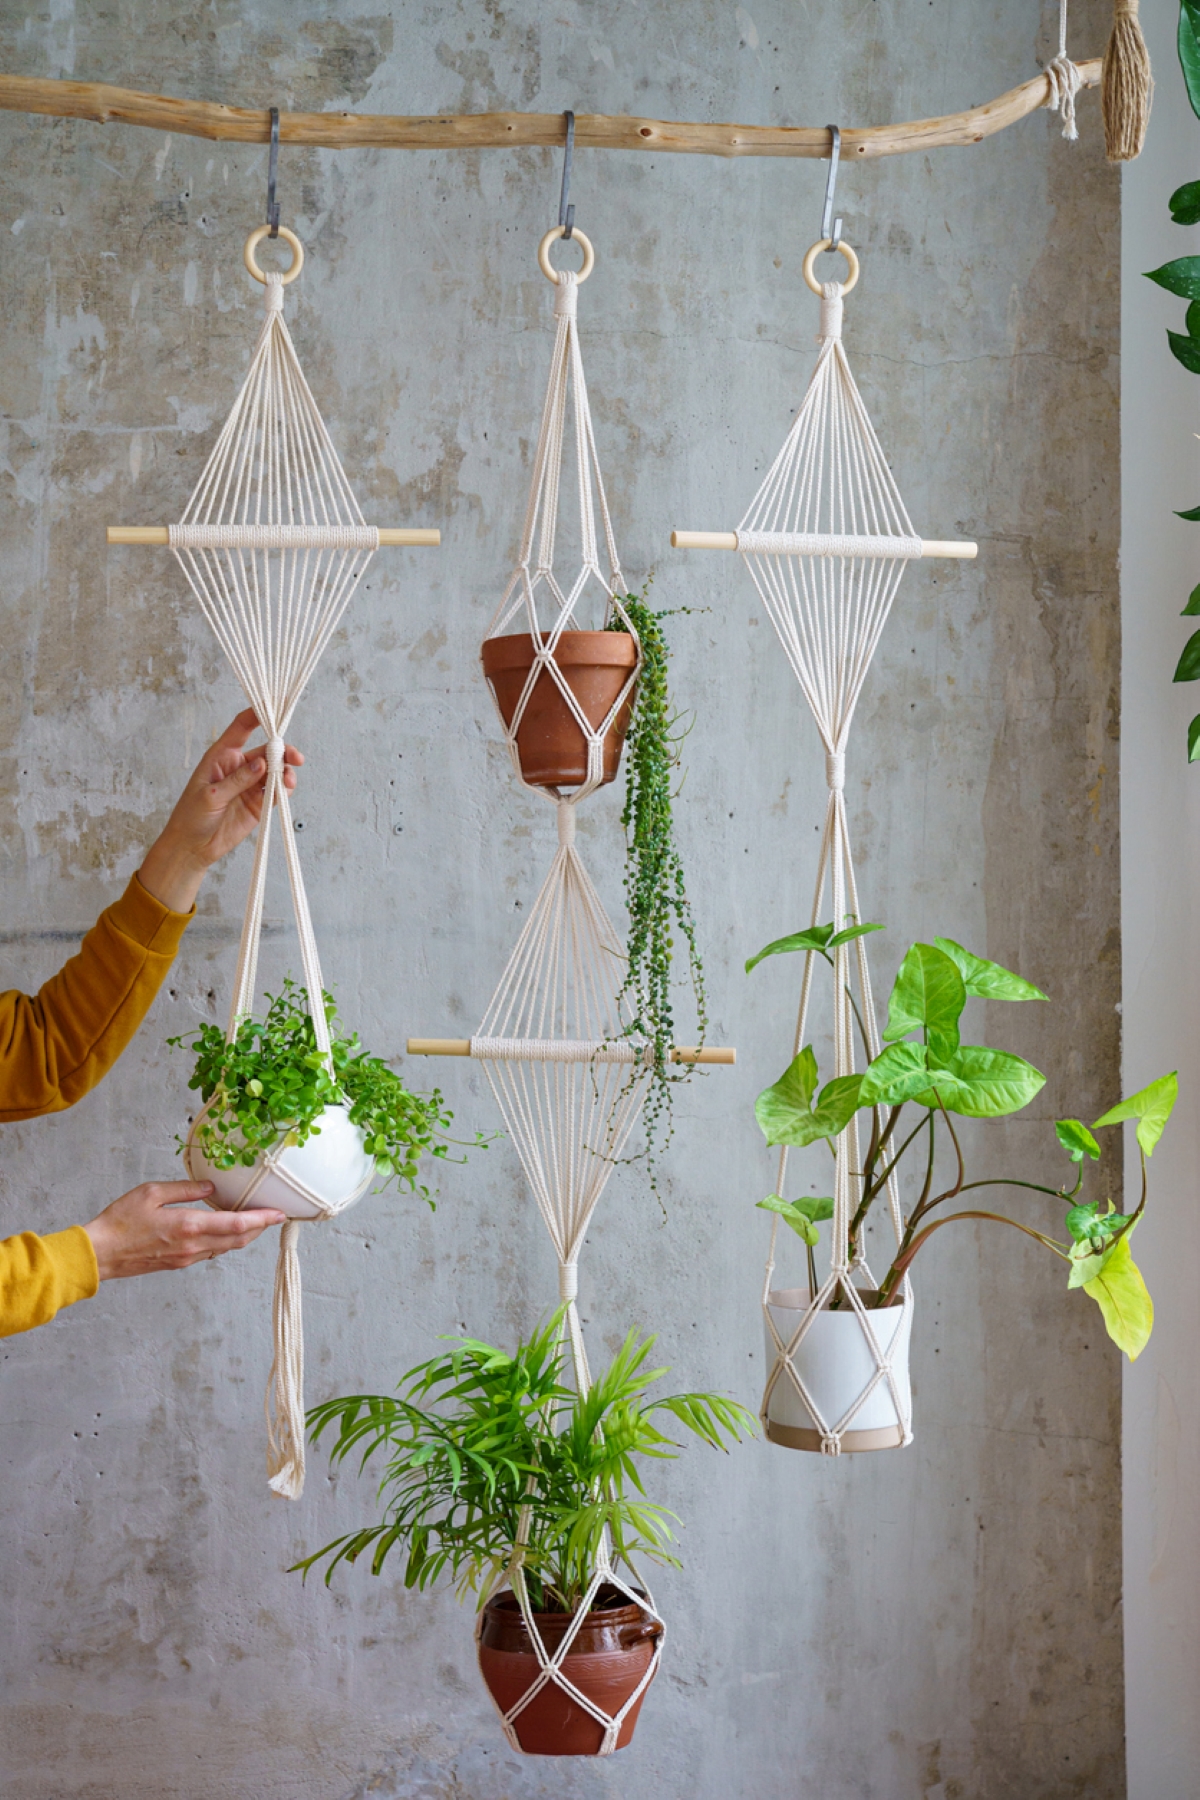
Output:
[881, 1209, 1070, 1293]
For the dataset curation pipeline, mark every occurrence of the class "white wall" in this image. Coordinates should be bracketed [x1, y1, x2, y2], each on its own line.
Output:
[1123, 8, 1200, 1795]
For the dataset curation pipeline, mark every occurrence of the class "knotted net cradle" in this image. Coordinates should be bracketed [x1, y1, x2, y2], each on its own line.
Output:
[111, 225, 436, 1499]
[675, 235, 975, 1453]
[475, 228, 663, 1753]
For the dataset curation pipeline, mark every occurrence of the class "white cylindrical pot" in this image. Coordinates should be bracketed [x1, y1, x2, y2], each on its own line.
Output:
[762, 1285, 913, 1453]
[185, 1102, 375, 1221]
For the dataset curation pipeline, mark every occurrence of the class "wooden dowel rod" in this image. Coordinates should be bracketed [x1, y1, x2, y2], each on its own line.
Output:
[671, 530, 977, 560]
[405, 1037, 736, 1065]
[105, 525, 441, 546]
[0, 64, 1099, 161]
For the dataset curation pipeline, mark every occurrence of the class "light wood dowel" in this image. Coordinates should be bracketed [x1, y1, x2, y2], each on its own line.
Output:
[0, 65, 1099, 160]
[106, 525, 441, 546]
[406, 1037, 736, 1065]
[671, 530, 977, 560]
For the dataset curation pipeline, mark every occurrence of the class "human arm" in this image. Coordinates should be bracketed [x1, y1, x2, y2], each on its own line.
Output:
[0, 1181, 286, 1338]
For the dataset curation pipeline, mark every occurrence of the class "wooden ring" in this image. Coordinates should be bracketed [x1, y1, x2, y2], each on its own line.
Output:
[537, 225, 595, 285]
[802, 238, 860, 296]
[243, 224, 305, 286]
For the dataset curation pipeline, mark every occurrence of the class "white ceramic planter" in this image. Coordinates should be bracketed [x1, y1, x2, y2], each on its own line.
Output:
[185, 1101, 376, 1221]
[763, 1285, 913, 1453]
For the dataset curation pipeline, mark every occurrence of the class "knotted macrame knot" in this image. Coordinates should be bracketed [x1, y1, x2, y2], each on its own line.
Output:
[264, 272, 285, 315]
[1046, 53, 1081, 140]
[557, 800, 577, 847]
[820, 1433, 843, 1458]
[558, 1261, 579, 1303]
[825, 749, 846, 792]
[819, 284, 844, 342]
[553, 271, 579, 319]
[265, 735, 286, 776]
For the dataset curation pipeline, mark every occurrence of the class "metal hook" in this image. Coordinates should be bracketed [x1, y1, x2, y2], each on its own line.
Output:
[558, 110, 575, 240]
[820, 124, 842, 251]
[266, 106, 281, 238]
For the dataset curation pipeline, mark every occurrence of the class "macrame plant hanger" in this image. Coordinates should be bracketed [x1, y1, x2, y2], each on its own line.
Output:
[108, 155, 439, 1500]
[673, 137, 976, 1454]
[409, 129, 731, 1752]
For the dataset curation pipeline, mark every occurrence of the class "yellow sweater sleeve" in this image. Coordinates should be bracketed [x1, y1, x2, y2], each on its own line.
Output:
[0, 1226, 99, 1337]
[0, 873, 192, 1122]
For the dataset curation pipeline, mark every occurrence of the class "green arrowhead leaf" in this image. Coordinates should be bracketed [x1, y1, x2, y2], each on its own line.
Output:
[746, 924, 833, 974]
[1189, 715, 1200, 763]
[1178, 505, 1200, 523]
[933, 937, 1048, 1003]
[810, 1075, 865, 1138]
[756, 1194, 821, 1245]
[860, 1041, 936, 1107]
[1183, 584, 1200, 616]
[755, 1051, 861, 1147]
[1183, 0, 1200, 117]
[1082, 1234, 1154, 1360]
[1170, 178, 1200, 225]
[1094, 1072, 1179, 1156]
[826, 922, 885, 950]
[794, 1195, 835, 1223]
[1068, 1237, 1108, 1288]
[1056, 1118, 1101, 1163]
[1146, 256, 1200, 299]
[1169, 331, 1200, 375]
[1175, 631, 1200, 681]
[912, 1046, 1046, 1119]
[884, 943, 967, 1047]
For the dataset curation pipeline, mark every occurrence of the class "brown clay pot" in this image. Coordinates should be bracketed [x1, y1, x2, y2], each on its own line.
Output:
[481, 631, 637, 791]
[477, 1584, 662, 1756]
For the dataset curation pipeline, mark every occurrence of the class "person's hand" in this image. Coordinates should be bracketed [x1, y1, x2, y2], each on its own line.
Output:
[137, 709, 304, 913]
[84, 1180, 286, 1280]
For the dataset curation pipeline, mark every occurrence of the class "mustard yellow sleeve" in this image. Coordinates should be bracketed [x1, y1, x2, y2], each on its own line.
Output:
[0, 874, 192, 1123]
[0, 1226, 98, 1337]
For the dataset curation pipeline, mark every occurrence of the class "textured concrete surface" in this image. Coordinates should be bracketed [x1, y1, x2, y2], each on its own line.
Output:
[0, 3, 1121, 1797]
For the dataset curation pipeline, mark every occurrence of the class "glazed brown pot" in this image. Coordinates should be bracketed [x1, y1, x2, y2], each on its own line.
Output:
[481, 631, 637, 791]
[477, 1584, 662, 1756]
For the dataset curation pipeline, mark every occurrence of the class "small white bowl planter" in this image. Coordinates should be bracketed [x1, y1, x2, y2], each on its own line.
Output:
[185, 1101, 376, 1221]
[763, 1285, 913, 1453]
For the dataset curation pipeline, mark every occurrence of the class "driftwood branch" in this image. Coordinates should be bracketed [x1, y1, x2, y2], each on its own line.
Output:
[0, 63, 1101, 160]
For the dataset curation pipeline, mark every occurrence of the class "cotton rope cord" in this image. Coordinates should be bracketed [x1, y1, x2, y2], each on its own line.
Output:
[471, 238, 661, 1749]
[170, 256, 385, 1501]
[1101, 0, 1152, 162]
[482, 264, 643, 806]
[737, 255, 917, 1454]
[1046, 0, 1083, 141]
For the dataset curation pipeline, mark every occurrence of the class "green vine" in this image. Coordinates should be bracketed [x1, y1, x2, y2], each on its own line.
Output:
[169, 978, 475, 1203]
[607, 590, 708, 1180]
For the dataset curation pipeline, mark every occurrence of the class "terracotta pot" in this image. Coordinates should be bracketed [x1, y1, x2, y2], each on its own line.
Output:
[481, 631, 637, 791]
[477, 1585, 662, 1756]
[762, 1284, 913, 1453]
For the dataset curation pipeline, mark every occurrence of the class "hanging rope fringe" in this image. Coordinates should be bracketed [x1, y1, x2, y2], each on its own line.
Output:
[1101, 0, 1152, 161]
[172, 264, 382, 1500]
[1046, 0, 1082, 141]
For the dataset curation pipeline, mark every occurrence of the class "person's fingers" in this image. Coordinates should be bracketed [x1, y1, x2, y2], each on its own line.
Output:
[149, 1179, 216, 1206]
[282, 743, 304, 767]
[208, 708, 261, 755]
[206, 756, 268, 810]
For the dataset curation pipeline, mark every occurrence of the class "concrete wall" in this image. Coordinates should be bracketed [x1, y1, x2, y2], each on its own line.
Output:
[0, 4, 1122, 1797]
[1121, 8, 1200, 1796]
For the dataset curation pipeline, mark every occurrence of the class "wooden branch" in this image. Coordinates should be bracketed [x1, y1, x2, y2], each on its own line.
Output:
[0, 64, 1100, 160]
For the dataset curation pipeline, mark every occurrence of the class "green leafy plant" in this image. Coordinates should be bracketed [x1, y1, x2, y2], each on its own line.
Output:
[749, 927, 1175, 1360]
[292, 1310, 754, 1613]
[169, 977, 475, 1201]
[1149, 6, 1200, 756]
[606, 591, 707, 1177]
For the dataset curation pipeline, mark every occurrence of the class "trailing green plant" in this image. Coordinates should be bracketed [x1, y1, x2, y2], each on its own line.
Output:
[292, 1310, 754, 1613]
[606, 590, 707, 1178]
[748, 926, 1176, 1360]
[169, 977, 477, 1202]
[1148, 5, 1200, 757]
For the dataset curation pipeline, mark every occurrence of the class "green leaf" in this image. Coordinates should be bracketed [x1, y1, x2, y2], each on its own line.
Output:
[884, 943, 966, 1046]
[1145, 256, 1200, 299]
[1082, 1234, 1154, 1360]
[1168, 331, 1200, 375]
[745, 924, 833, 974]
[1067, 1239, 1108, 1289]
[1056, 1118, 1101, 1163]
[1170, 178, 1200, 224]
[755, 1051, 863, 1147]
[1178, 505, 1200, 523]
[1182, 0, 1200, 118]
[860, 1041, 935, 1107]
[826, 922, 884, 950]
[756, 1195, 820, 1245]
[1183, 584, 1200, 616]
[1189, 299, 1200, 340]
[1189, 716, 1200, 763]
[1094, 1072, 1179, 1156]
[923, 1045, 1046, 1119]
[933, 937, 1048, 1003]
[1175, 631, 1200, 681]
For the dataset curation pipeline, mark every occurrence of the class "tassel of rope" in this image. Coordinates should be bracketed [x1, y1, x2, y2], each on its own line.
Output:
[1046, 0, 1082, 141]
[1101, 0, 1152, 162]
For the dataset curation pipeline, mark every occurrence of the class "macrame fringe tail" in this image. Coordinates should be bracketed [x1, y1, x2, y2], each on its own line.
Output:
[1101, 0, 1152, 162]
[266, 1220, 307, 1500]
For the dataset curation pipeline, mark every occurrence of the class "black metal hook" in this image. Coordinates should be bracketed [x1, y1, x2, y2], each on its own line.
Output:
[266, 106, 281, 238]
[820, 124, 842, 250]
[558, 110, 575, 240]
